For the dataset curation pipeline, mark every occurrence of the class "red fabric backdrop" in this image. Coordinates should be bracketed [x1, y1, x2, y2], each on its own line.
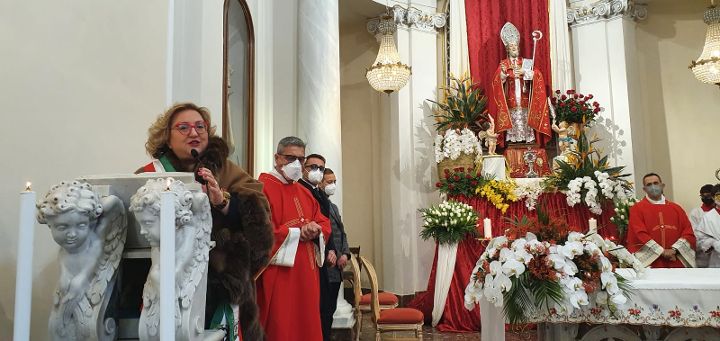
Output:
[408, 193, 620, 332]
[464, 0, 552, 146]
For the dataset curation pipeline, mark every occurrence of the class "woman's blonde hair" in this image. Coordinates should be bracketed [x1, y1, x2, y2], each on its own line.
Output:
[145, 102, 217, 158]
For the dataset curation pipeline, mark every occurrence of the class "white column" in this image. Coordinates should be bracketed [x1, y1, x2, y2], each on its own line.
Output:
[568, 0, 648, 187]
[372, 3, 443, 295]
[297, 0, 344, 211]
[549, 0, 573, 90]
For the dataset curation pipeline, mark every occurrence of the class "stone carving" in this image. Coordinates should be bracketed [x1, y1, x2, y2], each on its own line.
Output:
[567, 0, 648, 26]
[37, 180, 127, 341]
[130, 178, 212, 341]
[367, 5, 446, 34]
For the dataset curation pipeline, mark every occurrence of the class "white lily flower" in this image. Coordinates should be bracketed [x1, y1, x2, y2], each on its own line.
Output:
[489, 260, 502, 276]
[568, 232, 585, 242]
[610, 293, 627, 306]
[502, 258, 526, 277]
[515, 249, 534, 264]
[511, 238, 528, 251]
[600, 271, 616, 288]
[561, 241, 584, 259]
[499, 248, 516, 262]
[493, 272, 512, 292]
[600, 257, 612, 272]
[584, 242, 601, 256]
[569, 290, 589, 309]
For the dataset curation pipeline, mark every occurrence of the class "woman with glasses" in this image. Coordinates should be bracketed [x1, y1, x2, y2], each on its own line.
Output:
[137, 102, 273, 340]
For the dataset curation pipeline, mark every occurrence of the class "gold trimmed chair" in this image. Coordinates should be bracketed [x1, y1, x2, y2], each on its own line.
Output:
[358, 255, 424, 340]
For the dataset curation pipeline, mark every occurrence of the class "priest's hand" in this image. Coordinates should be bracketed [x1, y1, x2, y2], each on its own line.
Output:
[337, 254, 348, 270]
[662, 248, 677, 261]
[326, 250, 337, 267]
[300, 222, 321, 241]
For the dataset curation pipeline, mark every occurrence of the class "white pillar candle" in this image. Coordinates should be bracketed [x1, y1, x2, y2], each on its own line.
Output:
[483, 218, 493, 239]
[160, 180, 176, 340]
[588, 217, 597, 234]
[13, 182, 36, 341]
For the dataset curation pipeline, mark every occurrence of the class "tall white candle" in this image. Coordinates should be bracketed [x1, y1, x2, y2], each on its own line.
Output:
[483, 218, 493, 239]
[588, 217, 598, 234]
[14, 182, 36, 341]
[160, 180, 175, 340]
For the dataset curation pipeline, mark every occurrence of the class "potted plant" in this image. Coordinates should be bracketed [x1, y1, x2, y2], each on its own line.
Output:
[429, 75, 489, 175]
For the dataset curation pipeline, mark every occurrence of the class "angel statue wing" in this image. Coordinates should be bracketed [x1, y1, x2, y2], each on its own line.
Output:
[178, 191, 212, 313]
[76, 194, 127, 341]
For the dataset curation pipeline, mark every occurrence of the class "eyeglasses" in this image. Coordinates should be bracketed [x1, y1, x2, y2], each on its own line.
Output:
[173, 121, 208, 135]
[278, 154, 306, 164]
[305, 164, 326, 172]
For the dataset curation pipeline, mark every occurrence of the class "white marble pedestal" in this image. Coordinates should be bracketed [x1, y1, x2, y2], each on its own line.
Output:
[332, 282, 356, 329]
[481, 155, 506, 180]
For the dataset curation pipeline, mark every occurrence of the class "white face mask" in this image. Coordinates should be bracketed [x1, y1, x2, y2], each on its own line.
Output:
[324, 183, 336, 196]
[308, 169, 324, 185]
[281, 160, 303, 182]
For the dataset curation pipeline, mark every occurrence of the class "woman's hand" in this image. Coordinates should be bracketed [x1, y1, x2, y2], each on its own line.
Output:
[198, 168, 228, 213]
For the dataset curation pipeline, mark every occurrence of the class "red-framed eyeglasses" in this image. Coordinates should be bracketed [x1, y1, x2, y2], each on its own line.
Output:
[172, 121, 208, 135]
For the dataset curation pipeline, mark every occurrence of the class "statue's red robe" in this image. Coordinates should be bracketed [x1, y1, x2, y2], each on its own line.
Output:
[256, 172, 331, 341]
[489, 57, 552, 147]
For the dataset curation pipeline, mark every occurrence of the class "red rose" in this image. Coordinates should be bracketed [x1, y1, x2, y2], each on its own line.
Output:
[559, 102, 565, 108]
[593, 101, 599, 107]
[444, 168, 450, 175]
[561, 95, 567, 100]
[594, 108, 600, 113]
[448, 184, 455, 190]
[465, 174, 472, 179]
[573, 94, 578, 99]
[587, 94, 594, 99]
[444, 173, 450, 179]
[471, 180, 478, 186]
[453, 175, 460, 181]
[579, 94, 584, 99]
[435, 182, 441, 188]
[555, 90, 561, 94]
[567, 89, 575, 95]
[571, 107, 577, 112]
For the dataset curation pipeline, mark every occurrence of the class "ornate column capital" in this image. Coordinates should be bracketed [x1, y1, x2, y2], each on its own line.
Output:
[567, 0, 648, 27]
[367, 5, 446, 34]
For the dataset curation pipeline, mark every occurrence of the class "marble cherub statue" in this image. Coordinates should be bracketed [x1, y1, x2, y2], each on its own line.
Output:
[37, 180, 127, 341]
[478, 115, 500, 155]
[129, 178, 212, 341]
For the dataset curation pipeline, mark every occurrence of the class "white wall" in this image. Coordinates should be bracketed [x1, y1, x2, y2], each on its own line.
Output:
[0, 1, 168, 338]
[635, 0, 720, 211]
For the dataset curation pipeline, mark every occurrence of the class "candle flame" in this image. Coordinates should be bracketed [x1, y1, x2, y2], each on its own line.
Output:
[25, 182, 32, 191]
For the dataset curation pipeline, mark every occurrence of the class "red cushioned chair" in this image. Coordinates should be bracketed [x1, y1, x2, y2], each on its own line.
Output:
[358, 256, 424, 340]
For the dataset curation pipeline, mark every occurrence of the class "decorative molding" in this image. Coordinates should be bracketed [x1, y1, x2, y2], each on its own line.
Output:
[367, 5, 446, 34]
[566, 0, 647, 26]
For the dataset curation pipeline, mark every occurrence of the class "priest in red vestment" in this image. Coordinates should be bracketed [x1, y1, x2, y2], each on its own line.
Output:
[626, 173, 696, 268]
[489, 22, 552, 147]
[256, 136, 331, 341]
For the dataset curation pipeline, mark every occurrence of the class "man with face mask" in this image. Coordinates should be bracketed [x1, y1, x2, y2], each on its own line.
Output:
[626, 173, 697, 268]
[690, 184, 716, 267]
[695, 184, 720, 267]
[298, 154, 338, 341]
[257, 136, 332, 341]
[318, 168, 352, 333]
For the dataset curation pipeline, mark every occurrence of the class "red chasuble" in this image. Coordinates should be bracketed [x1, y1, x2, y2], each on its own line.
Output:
[489, 58, 552, 147]
[626, 198, 696, 268]
[256, 173, 331, 341]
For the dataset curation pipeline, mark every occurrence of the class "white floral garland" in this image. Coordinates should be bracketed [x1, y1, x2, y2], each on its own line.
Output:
[434, 128, 482, 163]
[464, 231, 645, 313]
[564, 171, 631, 215]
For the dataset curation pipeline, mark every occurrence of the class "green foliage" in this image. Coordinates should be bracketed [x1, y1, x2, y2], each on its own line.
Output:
[419, 200, 479, 245]
[428, 75, 489, 132]
[610, 198, 636, 239]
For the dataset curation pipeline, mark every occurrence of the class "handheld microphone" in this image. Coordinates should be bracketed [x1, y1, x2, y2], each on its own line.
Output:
[191, 149, 208, 185]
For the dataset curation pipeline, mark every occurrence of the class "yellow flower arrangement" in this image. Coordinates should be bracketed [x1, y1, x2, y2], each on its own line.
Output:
[475, 179, 518, 214]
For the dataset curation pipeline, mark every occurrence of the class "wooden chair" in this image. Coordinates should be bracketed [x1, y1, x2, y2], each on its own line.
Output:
[358, 256, 424, 340]
[348, 256, 364, 341]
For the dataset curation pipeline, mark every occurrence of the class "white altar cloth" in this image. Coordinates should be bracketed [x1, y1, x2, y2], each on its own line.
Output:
[531, 268, 720, 328]
[481, 268, 720, 341]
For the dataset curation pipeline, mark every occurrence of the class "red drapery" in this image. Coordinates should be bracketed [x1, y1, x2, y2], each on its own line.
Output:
[464, 0, 552, 146]
[408, 193, 620, 332]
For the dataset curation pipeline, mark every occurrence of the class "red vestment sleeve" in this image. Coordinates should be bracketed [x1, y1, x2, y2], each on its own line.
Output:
[674, 204, 696, 249]
[627, 200, 652, 253]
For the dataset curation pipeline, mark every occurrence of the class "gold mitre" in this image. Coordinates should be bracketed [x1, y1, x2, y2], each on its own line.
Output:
[500, 22, 520, 47]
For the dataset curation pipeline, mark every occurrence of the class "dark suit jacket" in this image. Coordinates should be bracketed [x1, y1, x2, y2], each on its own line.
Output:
[299, 178, 335, 254]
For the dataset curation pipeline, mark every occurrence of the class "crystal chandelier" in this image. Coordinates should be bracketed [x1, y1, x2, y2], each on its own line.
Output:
[366, 15, 412, 94]
[690, 0, 720, 87]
